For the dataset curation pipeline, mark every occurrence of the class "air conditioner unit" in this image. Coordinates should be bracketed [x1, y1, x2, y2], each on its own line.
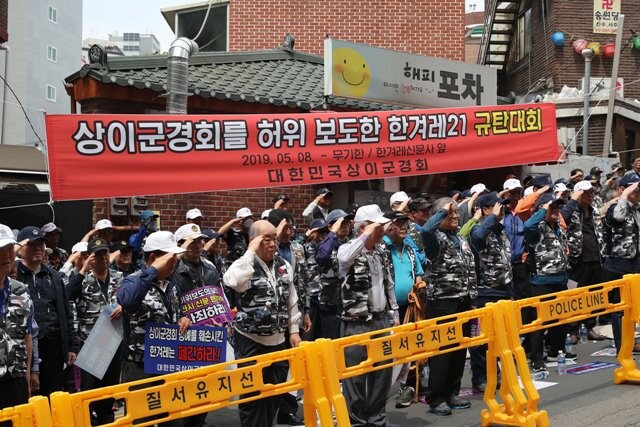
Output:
[579, 77, 623, 97]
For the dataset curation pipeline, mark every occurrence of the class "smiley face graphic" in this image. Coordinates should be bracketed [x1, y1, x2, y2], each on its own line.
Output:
[332, 47, 371, 98]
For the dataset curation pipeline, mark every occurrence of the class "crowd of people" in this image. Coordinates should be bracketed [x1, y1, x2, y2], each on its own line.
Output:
[0, 160, 638, 426]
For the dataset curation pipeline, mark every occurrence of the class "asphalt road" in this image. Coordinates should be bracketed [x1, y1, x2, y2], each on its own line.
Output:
[199, 338, 640, 426]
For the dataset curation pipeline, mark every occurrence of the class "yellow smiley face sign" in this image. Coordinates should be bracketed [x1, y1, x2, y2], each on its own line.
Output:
[332, 47, 371, 98]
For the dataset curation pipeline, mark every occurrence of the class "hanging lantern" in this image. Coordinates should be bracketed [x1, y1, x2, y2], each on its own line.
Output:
[572, 39, 588, 54]
[551, 31, 565, 47]
[587, 42, 602, 55]
[603, 43, 615, 58]
[633, 35, 640, 50]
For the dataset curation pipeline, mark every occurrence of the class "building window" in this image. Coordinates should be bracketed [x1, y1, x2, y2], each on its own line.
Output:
[47, 45, 57, 62]
[516, 8, 531, 61]
[48, 5, 58, 23]
[46, 85, 56, 102]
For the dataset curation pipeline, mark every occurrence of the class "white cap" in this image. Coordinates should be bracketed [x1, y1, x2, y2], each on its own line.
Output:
[143, 231, 186, 254]
[71, 241, 88, 253]
[524, 186, 534, 197]
[389, 191, 409, 205]
[573, 180, 593, 192]
[175, 223, 205, 242]
[354, 204, 390, 224]
[261, 209, 272, 220]
[0, 224, 17, 248]
[554, 183, 569, 194]
[503, 179, 522, 191]
[236, 207, 252, 219]
[42, 222, 61, 234]
[95, 219, 113, 230]
[470, 183, 488, 195]
[185, 208, 203, 220]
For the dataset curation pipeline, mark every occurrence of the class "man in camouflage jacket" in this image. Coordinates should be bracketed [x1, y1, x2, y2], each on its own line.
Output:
[469, 192, 513, 393]
[224, 220, 302, 427]
[315, 209, 353, 339]
[524, 193, 572, 370]
[561, 180, 607, 341]
[420, 198, 477, 416]
[602, 175, 640, 351]
[0, 224, 34, 410]
[117, 231, 191, 385]
[68, 238, 124, 424]
[338, 205, 398, 427]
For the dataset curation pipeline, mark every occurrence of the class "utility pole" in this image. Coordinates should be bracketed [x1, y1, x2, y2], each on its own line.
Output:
[602, 14, 625, 156]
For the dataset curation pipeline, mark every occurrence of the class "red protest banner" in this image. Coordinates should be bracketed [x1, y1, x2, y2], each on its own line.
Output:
[44, 103, 559, 201]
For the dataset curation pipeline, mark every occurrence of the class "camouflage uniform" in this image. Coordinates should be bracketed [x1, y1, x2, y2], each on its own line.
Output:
[523, 207, 570, 366]
[563, 202, 605, 260]
[421, 207, 477, 410]
[527, 220, 568, 276]
[603, 201, 639, 260]
[471, 217, 513, 293]
[289, 241, 307, 313]
[0, 278, 32, 380]
[75, 271, 123, 342]
[341, 243, 396, 322]
[427, 229, 477, 300]
[234, 254, 292, 336]
[224, 228, 248, 268]
[48, 247, 69, 271]
[117, 268, 182, 363]
[318, 246, 342, 307]
[303, 241, 321, 308]
[337, 237, 397, 427]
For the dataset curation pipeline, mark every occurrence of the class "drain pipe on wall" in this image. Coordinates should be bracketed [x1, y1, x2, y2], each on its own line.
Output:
[166, 37, 199, 114]
[581, 48, 594, 155]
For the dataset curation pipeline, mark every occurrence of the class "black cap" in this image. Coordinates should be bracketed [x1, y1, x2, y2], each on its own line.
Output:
[533, 175, 552, 189]
[201, 228, 220, 241]
[460, 189, 471, 199]
[554, 178, 568, 186]
[326, 209, 353, 224]
[475, 192, 509, 209]
[384, 211, 408, 221]
[110, 240, 132, 252]
[315, 187, 333, 197]
[590, 166, 603, 175]
[17, 226, 46, 243]
[272, 193, 290, 203]
[347, 202, 360, 215]
[619, 173, 640, 187]
[408, 198, 432, 211]
[535, 193, 565, 210]
[88, 238, 110, 254]
[309, 218, 329, 231]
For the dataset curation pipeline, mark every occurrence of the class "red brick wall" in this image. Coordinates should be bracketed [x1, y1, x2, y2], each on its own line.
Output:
[93, 186, 317, 235]
[228, 0, 466, 61]
[505, 0, 640, 99]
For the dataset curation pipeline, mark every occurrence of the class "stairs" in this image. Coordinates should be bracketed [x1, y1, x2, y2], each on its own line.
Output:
[478, 0, 521, 71]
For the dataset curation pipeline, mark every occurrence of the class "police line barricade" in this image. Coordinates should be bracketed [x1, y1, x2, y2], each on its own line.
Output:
[490, 274, 640, 426]
[0, 396, 53, 427]
[313, 307, 497, 426]
[48, 345, 317, 427]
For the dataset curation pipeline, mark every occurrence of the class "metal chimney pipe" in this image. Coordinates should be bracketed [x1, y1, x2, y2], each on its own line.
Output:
[581, 48, 594, 155]
[166, 37, 199, 114]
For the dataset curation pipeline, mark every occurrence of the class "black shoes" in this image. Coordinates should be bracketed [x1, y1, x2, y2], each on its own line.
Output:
[447, 395, 471, 409]
[277, 412, 304, 426]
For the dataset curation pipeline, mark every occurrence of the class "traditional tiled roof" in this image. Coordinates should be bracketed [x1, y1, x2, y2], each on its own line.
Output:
[66, 49, 408, 111]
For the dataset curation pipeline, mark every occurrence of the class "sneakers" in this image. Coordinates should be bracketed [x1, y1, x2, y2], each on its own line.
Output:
[547, 351, 577, 361]
[446, 395, 471, 409]
[472, 383, 486, 394]
[532, 360, 546, 371]
[429, 401, 452, 416]
[395, 385, 416, 408]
